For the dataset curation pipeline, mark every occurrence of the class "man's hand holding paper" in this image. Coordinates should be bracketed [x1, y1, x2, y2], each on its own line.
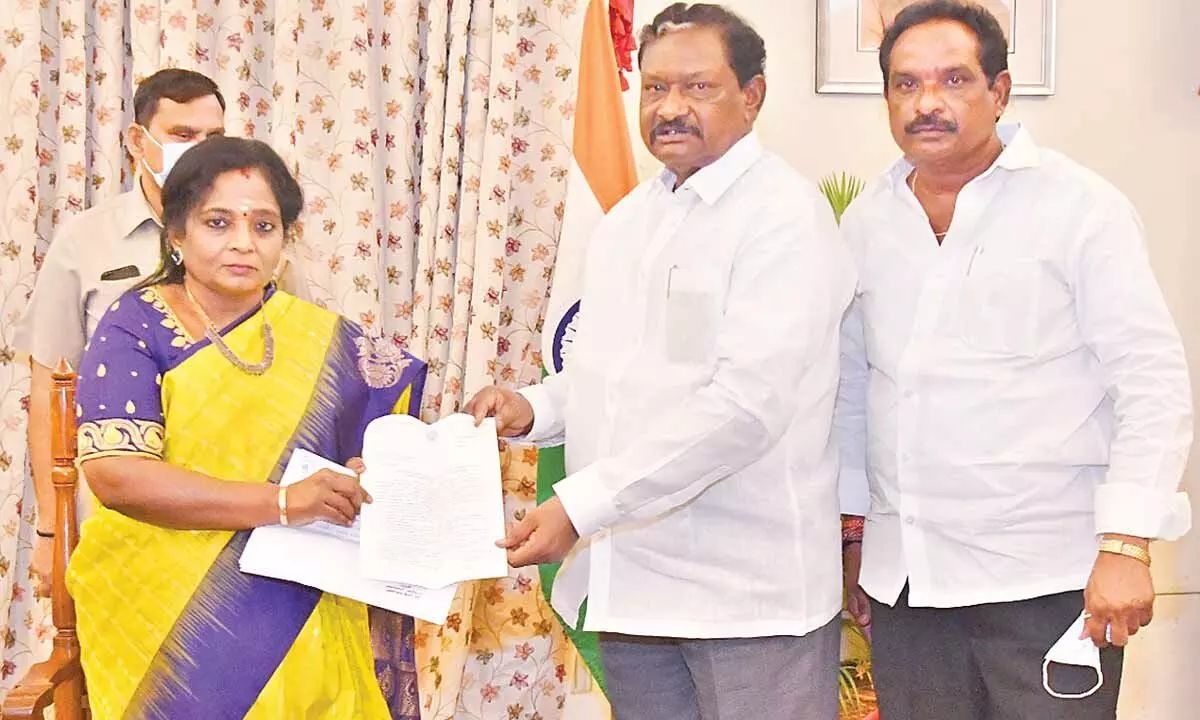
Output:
[464, 386, 583, 567]
[465, 386, 535, 437]
[495, 495, 579, 568]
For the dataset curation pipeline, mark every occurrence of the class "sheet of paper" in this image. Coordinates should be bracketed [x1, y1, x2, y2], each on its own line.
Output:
[239, 449, 457, 624]
[358, 413, 508, 588]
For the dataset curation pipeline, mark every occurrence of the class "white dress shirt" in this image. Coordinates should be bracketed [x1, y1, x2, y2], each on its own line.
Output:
[520, 132, 856, 638]
[837, 125, 1193, 609]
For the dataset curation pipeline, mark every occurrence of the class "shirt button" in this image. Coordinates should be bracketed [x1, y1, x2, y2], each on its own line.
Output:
[904, 516, 915, 525]
[902, 389, 915, 400]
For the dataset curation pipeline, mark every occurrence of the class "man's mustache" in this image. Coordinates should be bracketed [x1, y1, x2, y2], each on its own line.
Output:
[905, 113, 958, 134]
[651, 120, 702, 141]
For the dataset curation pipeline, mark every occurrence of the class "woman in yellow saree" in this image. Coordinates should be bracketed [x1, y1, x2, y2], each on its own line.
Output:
[68, 136, 425, 719]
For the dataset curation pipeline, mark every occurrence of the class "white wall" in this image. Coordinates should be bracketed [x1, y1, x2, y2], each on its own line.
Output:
[623, 2, 1200, 717]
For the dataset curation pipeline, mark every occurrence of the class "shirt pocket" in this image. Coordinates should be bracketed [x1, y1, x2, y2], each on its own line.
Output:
[664, 266, 719, 365]
[85, 279, 139, 328]
[958, 257, 1042, 357]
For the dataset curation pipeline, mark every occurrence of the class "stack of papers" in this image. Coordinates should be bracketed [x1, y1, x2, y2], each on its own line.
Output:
[239, 414, 509, 624]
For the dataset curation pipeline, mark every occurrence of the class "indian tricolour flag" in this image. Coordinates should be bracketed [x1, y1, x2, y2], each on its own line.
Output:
[537, 0, 638, 710]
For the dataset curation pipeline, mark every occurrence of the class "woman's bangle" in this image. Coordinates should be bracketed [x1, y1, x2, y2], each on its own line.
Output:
[35, 529, 55, 539]
[278, 486, 289, 526]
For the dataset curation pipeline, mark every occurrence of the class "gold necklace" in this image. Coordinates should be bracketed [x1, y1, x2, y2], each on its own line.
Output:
[910, 169, 948, 239]
[183, 282, 275, 375]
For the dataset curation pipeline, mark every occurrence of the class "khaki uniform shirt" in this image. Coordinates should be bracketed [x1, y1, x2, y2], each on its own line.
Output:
[15, 188, 162, 370]
[15, 188, 159, 523]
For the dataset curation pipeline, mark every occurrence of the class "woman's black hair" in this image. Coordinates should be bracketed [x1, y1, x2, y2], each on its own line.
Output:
[136, 136, 304, 288]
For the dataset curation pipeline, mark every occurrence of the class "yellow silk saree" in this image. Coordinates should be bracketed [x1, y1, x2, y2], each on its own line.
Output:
[68, 287, 425, 719]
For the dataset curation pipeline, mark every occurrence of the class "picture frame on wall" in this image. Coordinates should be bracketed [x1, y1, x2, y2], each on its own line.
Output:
[816, 0, 1057, 95]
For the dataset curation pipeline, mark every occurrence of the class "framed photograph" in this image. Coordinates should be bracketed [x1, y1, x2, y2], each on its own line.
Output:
[816, 0, 1056, 95]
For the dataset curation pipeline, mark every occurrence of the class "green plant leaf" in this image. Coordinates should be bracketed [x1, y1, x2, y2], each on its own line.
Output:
[818, 171, 865, 225]
[838, 662, 864, 712]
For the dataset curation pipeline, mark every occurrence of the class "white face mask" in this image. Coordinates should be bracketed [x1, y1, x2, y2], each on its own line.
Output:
[137, 125, 196, 187]
[1042, 611, 1108, 700]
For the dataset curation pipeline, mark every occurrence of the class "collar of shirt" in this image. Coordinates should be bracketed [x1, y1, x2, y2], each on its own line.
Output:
[117, 181, 164, 238]
[656, 130, 764, 205]
[884, 123, 1040, 194]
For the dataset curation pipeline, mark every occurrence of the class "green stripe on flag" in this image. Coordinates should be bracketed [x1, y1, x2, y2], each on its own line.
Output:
[536, 438, 607, 694]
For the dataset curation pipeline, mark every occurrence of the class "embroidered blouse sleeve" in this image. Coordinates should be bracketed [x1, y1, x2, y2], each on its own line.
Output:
[76, 295, 167, 461]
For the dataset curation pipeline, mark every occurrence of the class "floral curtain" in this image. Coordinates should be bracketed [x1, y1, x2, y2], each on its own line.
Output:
[0, 0, 607, 716]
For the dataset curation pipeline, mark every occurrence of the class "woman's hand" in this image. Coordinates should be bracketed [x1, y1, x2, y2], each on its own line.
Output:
[285, 459, 371, 526]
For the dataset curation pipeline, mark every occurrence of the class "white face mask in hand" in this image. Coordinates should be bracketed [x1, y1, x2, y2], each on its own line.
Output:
[1043, 611, 1108, 699]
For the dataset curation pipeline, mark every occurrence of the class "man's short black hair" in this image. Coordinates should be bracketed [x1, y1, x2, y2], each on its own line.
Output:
[133, 68, 226, 126]
[637, 3, 766, 89]
[879, 1, 1009, 89]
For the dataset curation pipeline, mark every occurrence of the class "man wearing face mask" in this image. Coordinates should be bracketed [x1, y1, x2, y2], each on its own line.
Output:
[465, 4, 855, 718]
[14, 68, 226, 594]
[836, 2, 1192, 718]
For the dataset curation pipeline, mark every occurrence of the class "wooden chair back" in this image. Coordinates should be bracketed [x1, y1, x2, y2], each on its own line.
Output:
[3, 359, 87, 720]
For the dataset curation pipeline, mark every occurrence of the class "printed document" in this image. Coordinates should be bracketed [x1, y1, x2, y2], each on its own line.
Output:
[358, 413, 509, 587]
[239, 449, 457, 624]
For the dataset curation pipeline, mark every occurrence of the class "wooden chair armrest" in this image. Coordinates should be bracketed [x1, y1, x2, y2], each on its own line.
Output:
[2, 654, 83, 720]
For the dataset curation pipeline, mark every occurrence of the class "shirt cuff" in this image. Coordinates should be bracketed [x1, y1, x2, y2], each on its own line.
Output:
[1094, 482, 1192, 541]
[517, 383, 564, 446]
[554, 464, 619, 538]
[838, 467, 871, 516]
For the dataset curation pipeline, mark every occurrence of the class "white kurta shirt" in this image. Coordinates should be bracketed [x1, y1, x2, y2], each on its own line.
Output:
[836, 125, 1193, 609]
[521, 132, 856, 638]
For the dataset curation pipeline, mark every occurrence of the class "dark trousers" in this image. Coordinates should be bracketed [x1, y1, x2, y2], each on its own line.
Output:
[869, 586, 1123, 720]
[598, 616, 841, 720]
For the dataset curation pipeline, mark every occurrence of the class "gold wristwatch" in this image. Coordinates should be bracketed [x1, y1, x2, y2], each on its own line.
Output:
[1098, 538, 1151, 567]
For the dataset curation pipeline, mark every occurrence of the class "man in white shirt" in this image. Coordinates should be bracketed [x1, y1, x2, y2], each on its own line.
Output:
[466, 4, 855, 718]
[837, 2, 1192, 718]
